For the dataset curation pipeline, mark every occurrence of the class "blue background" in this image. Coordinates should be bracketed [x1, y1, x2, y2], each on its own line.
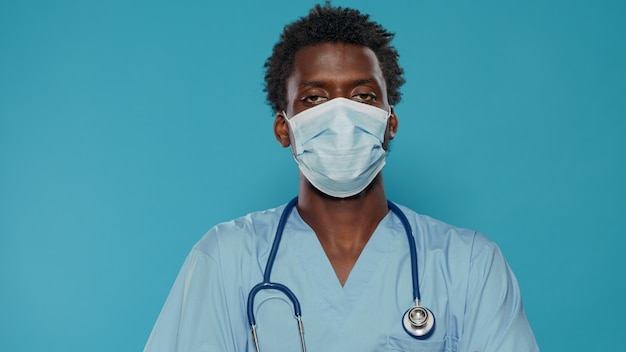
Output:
[1, 0, 624, 350]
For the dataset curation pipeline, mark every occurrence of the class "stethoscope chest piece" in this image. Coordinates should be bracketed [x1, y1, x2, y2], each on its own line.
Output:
[402, 304, 435, 338]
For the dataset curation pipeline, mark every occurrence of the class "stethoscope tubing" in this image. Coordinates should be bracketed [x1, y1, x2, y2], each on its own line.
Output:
[263, 197, 298, 283]
[246, 197, 422, 327]
[246, 197, 300, 326]
[386, 200, 422, 305]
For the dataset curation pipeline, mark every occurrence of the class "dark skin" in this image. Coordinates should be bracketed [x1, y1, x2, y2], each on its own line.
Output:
[273, 43, 399, 286]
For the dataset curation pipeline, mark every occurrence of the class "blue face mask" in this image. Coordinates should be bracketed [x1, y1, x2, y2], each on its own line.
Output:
[285, 97, 391, 198]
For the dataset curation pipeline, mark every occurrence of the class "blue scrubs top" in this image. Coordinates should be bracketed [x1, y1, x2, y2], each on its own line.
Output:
[145, 202, 538, 351]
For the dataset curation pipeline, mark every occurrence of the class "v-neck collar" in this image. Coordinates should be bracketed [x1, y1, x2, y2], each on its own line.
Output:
[289, 208, 395, 326]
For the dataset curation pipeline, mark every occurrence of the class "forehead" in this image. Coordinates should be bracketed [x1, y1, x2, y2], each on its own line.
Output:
[287, 43, 386, 89]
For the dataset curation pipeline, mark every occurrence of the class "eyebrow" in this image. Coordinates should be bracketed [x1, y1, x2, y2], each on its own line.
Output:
[353, 78, 375, 86]
[298, 78, 376, 88]
[299, 80, 326, 88]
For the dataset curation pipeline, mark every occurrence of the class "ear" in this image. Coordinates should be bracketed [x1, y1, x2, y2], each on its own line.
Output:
[387, 106, 399, 140]
[274, 111, 291, 147]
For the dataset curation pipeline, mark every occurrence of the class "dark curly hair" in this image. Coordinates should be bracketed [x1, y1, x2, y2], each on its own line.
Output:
[264, 3, 405, 113]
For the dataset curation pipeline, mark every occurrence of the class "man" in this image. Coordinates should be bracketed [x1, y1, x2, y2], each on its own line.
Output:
[145, 4, 538, 351]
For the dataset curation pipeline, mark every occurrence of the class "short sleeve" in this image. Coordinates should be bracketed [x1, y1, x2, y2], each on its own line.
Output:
[458, 235, 539, 351]
[143, 247, 247, 352]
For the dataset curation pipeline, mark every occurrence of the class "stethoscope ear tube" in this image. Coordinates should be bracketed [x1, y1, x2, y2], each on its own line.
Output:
[247, 198, 306, 352]
[247, 281, 306, 352]
[246, 282, 302, 326]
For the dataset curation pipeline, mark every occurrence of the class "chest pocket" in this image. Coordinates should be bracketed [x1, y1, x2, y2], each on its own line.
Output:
[385, 334, 446, 352]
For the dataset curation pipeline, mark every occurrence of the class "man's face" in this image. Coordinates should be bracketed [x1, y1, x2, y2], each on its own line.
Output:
[275, 42, 398, 149]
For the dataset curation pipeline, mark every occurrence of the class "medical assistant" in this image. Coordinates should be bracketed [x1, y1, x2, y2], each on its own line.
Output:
[144, 202, 538, 352]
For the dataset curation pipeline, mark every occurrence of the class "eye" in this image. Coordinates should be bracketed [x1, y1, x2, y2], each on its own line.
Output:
[351, 93, 377, 103]
[301, 95, 329, 105]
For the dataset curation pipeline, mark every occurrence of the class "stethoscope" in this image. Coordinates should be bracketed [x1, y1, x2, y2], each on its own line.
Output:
[246, 197, 435, 352]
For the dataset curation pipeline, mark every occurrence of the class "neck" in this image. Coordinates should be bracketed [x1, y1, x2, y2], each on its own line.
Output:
[297, 174, 389, 229]
[296, 174, 389, 285]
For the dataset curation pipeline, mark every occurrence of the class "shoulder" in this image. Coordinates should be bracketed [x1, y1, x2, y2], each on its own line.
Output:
[192, 203, 288, 260]
[393, 203, 487, 245]
[392, 203, 500, 267]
